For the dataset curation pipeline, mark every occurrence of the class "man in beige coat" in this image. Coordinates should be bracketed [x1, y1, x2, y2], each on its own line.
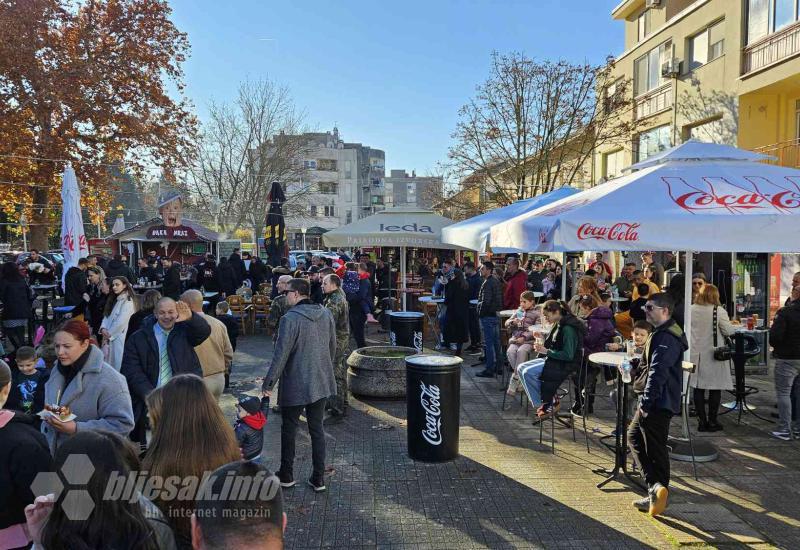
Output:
[180, 289, 233, 401]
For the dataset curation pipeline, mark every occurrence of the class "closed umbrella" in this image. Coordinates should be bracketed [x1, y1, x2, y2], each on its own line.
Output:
[60, 164, 90, 287]
[264, 181, 287, 267]
[111, 212, 126, 234]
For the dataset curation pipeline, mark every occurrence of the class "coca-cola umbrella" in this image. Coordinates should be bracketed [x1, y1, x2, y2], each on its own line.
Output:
[490, 140, 796, 253]
[263, 181, 287, 267]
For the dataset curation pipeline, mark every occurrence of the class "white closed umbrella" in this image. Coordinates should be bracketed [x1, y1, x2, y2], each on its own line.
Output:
[111, 212, 126, 234]
[60, 164, 90, 287]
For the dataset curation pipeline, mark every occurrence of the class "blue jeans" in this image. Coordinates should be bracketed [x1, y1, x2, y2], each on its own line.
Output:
[520, 359, 546, 406]
[480, 316, 501, 373]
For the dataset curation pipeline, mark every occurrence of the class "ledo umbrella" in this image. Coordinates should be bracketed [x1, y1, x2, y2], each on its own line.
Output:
[323, 207, 464, 310]
[441, 186, 579, 252]
[60, 164, 90, 286]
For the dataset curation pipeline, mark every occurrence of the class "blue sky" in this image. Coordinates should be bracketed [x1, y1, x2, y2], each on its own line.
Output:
[170, 0, 622, 175]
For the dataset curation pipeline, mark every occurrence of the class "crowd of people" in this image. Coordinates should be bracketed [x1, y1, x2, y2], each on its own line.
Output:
[1, 244, 800, 546]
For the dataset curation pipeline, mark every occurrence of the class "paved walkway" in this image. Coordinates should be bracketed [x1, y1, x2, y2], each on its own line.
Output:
[223, 332, 799, 549]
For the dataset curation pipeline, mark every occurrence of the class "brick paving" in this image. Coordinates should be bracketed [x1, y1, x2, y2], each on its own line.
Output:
[222, 331, 799, 549]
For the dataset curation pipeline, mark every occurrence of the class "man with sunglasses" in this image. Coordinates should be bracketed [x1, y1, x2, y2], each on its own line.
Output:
[629, 292, 687, 517]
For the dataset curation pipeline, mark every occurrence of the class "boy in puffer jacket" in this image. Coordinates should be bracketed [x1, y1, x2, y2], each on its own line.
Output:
[234, 396, 266, 461]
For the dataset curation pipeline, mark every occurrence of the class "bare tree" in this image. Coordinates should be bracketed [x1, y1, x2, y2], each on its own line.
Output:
[447, 52, 634, 210]
[187, 78, 311, 238]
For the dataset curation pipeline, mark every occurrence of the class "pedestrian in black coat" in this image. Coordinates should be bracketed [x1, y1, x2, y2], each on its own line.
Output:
[0, 360, 52, 549]
[197, 257, 221, 292]
[228, 249, 245, 287]
[104, 254, 135, 282]
[443, 270, 470, 355]
[160, 258, 182, 300]
[0, 262, 35, 350]
[249, 256, 267, 288]
[218, 257, 238, 297]
[121, 299, 210, 443]
[63, 259, 89, 313]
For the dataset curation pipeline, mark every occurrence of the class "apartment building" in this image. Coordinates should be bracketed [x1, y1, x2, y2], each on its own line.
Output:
[595, 0, 800, 181]
[385, 169, 443, 208]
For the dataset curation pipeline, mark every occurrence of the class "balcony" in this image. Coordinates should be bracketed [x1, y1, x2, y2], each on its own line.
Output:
[635, 83, 673, 120]
[742, 21, 800, 76]
[753, 138, 800, 168]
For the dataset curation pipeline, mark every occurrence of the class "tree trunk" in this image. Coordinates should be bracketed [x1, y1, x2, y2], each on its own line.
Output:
[30, 186, 51, 251]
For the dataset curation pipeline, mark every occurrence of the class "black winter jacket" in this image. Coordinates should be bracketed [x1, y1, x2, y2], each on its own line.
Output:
[477, 275, 503, 317]
[633, 318, 688, 415]
[162, 264, 182, 299]
[234, 415, 265, 461]
[0, 411, 51, 542]
[770, 300, 800, 359]
[121, 313, 211, 423]
[218, 263, 237, 296]
[0, 280, 34, 320]
[63, 266, 87, 308]
[104, 259, 135, 282]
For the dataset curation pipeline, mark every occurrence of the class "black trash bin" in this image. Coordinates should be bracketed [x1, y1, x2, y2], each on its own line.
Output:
[389, 311, 424, 352]
[406, 354, 462, 462]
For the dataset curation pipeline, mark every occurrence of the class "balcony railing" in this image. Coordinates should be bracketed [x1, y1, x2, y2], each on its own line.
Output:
[742, 20, 800, 75]
[753, 138, 800, 168]
[635, 83, 672, 120]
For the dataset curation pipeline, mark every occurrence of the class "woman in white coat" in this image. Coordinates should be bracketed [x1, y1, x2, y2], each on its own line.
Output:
[100, 276, 138, 371]
[689, 284, 736, 432]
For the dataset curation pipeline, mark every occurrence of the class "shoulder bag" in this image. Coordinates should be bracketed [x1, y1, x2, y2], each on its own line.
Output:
[712, 306, 732, 361]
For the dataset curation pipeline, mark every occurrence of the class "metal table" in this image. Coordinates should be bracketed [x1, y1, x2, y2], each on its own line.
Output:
[418, 296, 444, 343]
[31, 284, 58, 331]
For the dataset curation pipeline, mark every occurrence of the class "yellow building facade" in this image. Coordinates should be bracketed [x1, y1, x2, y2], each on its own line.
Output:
[595, 0, 800, 181]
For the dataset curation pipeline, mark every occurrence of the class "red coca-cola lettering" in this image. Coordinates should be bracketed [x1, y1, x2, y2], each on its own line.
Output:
[666, 176, 800, 213]
[577, 222, 640, 242]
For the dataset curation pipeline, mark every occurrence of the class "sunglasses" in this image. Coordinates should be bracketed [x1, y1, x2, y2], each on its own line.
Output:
[644, 304, 664, 312]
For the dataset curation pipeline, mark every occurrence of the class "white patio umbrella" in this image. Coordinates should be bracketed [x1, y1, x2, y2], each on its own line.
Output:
[60, 164, 90, 287]
[323, 207, 464, 310]
[111, 212, 126, 234]
[441, 186, 580, 252]
[490, 140, 800, 460]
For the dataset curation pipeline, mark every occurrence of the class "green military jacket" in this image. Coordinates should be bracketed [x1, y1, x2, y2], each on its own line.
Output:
[324, 288, 350, 342]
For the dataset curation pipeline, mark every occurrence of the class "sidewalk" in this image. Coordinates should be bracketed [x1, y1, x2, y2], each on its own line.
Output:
[225, 333, 798, 549]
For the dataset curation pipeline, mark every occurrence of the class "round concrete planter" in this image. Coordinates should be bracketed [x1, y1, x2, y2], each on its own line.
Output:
[347, 346, 417, 398]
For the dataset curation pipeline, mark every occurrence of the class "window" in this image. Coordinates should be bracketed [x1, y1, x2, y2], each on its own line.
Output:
[317, 159, 337, 171]
[604, 79, 623, 113]
[638, 9, 651, 41]
[747, 0, 799, 43]
[344, 160, 352, 179]
[303, 160, 317, 169]
[774, 0, 797, 31]
[689, 20, 725, 70]
[309, 205, 317, 217]
[637, 125, 671, 162]
[634, 41, 671, 96]
[602, 149, 625, 179]
[317, 181, 338, 194]
[323, 206, 336, 217]
[371, 195, 384, 205]
[686, 117, 726, 143]
[346, 210, 352, 224]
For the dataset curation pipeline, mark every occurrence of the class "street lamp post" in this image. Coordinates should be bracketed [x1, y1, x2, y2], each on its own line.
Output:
[300, 226, 307, 250]
[20, 213, 28, 252]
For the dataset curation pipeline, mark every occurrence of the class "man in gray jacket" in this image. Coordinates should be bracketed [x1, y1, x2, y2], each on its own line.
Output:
[262, 278, 336, 493]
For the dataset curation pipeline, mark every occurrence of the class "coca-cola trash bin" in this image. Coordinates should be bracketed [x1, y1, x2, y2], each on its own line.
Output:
[406, 354, 462, 462]
[389, 311, 424, 352]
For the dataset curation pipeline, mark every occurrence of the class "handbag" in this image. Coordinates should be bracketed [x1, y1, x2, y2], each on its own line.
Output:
[712, 306, 732, 361]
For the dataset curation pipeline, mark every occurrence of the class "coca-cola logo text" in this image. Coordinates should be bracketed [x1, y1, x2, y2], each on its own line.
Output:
[577, 223, 640, 242]
[420, 381, 442, 446]
[665, 176, 800, 214]
[413, 331, 423, 352]
[674, 190, 800, 211]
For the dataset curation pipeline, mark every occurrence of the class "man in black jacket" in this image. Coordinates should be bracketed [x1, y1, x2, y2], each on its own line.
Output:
[63, 258, 89, 318]
[121, 298, 211, 444]
[21, 249, 55, 286]
[161, 257, 182, 300]
[464, 262, 482, 354]
[105, 254, 135, 282]
[228, 248, 245, 287]
[769, 293, 800, 441]
[476, 261, 503, 377]
[628, 292, 687, 518]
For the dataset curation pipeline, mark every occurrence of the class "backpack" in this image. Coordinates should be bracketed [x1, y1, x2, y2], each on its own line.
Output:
[342, 271, 361, 298]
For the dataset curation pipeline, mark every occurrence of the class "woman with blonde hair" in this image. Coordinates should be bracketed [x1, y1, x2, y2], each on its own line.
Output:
[568, 276, 601, 317]
[689, 284, 736, 431]
[100, 276, 138, 370]
[142, 374, 241, 549]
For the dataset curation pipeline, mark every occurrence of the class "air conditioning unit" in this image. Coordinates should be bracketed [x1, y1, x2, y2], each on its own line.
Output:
[661, 58, 682, 77]
[646, 0, 663, 7]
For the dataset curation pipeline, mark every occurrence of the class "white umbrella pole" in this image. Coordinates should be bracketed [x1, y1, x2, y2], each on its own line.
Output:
[684, 251, 693, 360]
[561, 252, 567, 301]
[401, 246, 407, 311]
